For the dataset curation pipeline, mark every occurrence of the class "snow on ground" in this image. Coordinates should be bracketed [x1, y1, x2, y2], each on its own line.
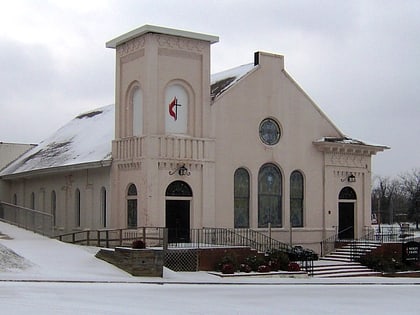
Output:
[1, 221, 420, 314]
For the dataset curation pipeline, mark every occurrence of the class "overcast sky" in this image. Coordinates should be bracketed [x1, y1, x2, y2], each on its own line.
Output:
[0, 0, 418, 178]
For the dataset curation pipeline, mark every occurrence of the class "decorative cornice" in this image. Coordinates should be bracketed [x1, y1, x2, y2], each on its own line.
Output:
[156, 34, 205, 53]
[326, 152, 368, 168]
[313, 140, 388, 156]
[116, 36, 146, 57]
[117, 161, 141, 170]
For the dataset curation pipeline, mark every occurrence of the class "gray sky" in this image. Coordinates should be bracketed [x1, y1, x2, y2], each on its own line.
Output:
[0, 0, 418, 178]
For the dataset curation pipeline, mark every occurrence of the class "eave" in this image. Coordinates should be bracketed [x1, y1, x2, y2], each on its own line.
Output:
[0, 160, 112, 180]
[313, 140, 389, 156]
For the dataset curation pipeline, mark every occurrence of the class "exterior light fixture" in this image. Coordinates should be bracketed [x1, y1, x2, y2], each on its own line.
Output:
[341, 173, 356, 183]
[169, 164, 190, 176]
[347, 174, 356, 182]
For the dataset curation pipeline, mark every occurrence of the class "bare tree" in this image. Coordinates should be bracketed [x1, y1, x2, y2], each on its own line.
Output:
[399, 169, 420, 229]
[372, 176, 400, 224]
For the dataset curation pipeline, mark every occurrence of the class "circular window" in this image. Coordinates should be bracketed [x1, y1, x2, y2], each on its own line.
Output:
[259, 118, 281, 145]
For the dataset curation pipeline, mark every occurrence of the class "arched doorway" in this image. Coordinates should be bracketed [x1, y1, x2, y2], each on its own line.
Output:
[165, 181, 192, 243]
[338, 187, 357, 240]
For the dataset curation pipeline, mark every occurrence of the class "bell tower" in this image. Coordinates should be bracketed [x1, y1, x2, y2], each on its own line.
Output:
[106, 25, 219, 229]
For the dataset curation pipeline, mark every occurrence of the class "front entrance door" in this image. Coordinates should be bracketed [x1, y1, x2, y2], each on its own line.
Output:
[166, 200, 190, 243]
[338, 202, 355, 240]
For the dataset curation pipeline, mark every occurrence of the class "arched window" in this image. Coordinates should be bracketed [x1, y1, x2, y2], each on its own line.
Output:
[258, 164, 282, 228]
[51, 191, 57, 226]
[165, 181, 193, 197]
[234, 168, 250, 228]
[339, 187, 357, 200]
[75, 189, 81, 227]
[100, 187, 107, 228]
[290, 171, 304, 227]
[127, 184, 138, 228]
[30, 192, 35, 209]
[165, 84, 188, 134]
[132, 87, 143, 136]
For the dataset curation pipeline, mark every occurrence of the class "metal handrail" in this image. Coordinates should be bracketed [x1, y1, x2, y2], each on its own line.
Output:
[320, 226, 354, 257]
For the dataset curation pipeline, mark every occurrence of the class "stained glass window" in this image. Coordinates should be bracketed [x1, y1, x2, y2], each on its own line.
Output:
[166, 181, 193, 197]
[127, 184, 137, 228]
[290, 171, 304, 227]
[258, 164, 282, 227]
[234, 168, 250, 228]
[339, 187, 357, 200]
[259, 118, 281, 145]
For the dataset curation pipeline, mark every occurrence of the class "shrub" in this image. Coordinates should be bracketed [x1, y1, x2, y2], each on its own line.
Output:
[359, 254, 406, 273]
[266, 250, 289, 271]
[216, 255, 238, 272]
[288, 262, 301, 272]
[132, 239, 146, 249]
[257, 265, 271, 273]
[244, 255, 266, 272]
[239, 263, 252, 273]
[221, 263, 235, 274]
[268, 260, 279, 271]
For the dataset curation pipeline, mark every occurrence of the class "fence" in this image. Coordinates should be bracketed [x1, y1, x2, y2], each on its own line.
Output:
[362, 225, 414, 243]
[56, 227, 167, 249]
[0, 201, 53, 237]
[166, 227, 294, 253]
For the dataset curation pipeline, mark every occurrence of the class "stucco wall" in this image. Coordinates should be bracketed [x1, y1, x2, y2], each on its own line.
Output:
[211, 52, 344, 248]
[5, 166, 110, 233]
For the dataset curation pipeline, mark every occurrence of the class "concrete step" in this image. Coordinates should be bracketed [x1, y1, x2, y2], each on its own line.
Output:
[312, 260, 380, 278]
[321, 256, 353, 263]
[316, 271, 382, 278]
[313, 242, 384, 277]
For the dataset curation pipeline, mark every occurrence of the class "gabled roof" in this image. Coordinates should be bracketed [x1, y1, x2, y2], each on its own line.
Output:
[0, 105, 114, 178]
[210, 63, 256, 101]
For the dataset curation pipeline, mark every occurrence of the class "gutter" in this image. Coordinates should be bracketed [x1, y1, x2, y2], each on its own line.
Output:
[0, 160, 112, 180]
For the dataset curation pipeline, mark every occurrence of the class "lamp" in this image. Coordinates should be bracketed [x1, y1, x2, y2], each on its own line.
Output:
[341, 173, 356, 183]
[169, 164, 190, 176]
[347, 174, 356, 182]
[347, 174, 356, 183]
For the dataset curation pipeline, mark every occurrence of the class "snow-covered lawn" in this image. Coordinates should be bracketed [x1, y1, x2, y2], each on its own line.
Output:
[1, 221, 420, 314]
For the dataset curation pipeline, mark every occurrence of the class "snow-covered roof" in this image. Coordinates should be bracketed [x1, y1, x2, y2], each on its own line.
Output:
[210, 63, 256, 101]
[314, 136, 389, 154]
[315, 136, 388, 147]
[0, 105, 114, 178]
[1, 64, 257, 178]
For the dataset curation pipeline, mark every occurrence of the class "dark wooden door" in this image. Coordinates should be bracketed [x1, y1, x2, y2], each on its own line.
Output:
[166, 200, 190, 243]
[338, 202, 354, 240]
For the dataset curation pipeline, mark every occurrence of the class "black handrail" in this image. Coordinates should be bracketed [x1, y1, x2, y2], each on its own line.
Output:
[320, 226, 353, 257]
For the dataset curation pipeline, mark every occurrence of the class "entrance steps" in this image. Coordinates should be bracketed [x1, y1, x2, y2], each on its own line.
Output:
[313, 241, 382, 278]
[312, 260, 382, 278]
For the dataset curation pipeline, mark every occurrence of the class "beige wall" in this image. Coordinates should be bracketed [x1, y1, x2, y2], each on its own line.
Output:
[211, 52, 338, 250]
[5, 167, 110, 233]
[0, 142, 35, 201]
[110, 30, 216, 230]
[0, 142, 35, 171]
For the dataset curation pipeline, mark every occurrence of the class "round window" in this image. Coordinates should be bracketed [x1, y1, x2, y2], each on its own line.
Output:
[259, 118, 281, 145]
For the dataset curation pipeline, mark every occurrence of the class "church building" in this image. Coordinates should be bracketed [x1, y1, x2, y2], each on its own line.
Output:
[0, 25, 388, 252]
